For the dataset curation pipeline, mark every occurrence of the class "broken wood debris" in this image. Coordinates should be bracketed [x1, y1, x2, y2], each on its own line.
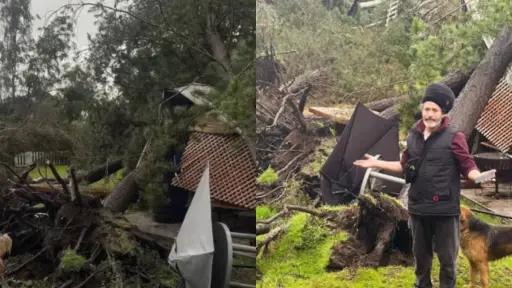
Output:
[0, 160, 180, 286]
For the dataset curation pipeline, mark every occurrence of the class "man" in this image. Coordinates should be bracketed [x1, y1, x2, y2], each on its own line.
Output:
[353, 82, 495, 288]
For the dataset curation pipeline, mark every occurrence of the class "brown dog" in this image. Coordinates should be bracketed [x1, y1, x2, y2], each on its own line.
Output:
[460, 205, 512, 288]
[0, 233, 12, 288]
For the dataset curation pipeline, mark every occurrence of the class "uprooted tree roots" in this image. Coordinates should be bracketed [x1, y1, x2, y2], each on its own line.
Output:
[257, 191, 414, 274]
[329, 192, 413, 270]
[0, 164, 179, 287]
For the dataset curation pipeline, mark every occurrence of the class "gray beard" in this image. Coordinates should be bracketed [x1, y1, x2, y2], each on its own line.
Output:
[423, 119, 441, 128]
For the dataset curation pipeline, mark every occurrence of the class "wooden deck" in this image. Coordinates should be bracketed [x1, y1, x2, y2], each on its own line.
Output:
[125, 211, 181, 240]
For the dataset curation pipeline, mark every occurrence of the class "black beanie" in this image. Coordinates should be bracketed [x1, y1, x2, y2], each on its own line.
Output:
[421, 83, 455, 114]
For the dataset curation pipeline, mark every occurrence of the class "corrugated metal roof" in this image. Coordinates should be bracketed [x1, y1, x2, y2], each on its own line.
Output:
[171, 132, 256, 210]
[475, 78, 512, 153]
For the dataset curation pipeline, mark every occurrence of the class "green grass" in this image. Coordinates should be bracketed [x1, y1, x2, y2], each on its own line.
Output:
[28, 165, 124, 191]
[88, 169, 125, 190]
[257, 212, 348, 287]
[29, 165, 69, 179]
[257, 200, 512, 288]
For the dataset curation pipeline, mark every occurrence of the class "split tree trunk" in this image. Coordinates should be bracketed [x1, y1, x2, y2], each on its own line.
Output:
[449, 26, 512, 138]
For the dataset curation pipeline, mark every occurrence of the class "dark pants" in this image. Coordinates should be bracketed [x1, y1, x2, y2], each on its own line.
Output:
[409, 214, 460, 288]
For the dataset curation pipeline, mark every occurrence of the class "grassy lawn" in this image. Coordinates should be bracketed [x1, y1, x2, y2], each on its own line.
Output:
[29, 165, 124, 191]
[256, 200, 512, 288]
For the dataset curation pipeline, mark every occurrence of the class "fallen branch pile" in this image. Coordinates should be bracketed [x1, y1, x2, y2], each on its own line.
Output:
[256, 54, 338, 205]
[0, 162, 178, 287]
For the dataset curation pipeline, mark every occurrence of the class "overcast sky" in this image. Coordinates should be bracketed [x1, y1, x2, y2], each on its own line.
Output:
[31, 0, 124, 63]
[31, 1, 122, 95]
[32, 1, 98, 51]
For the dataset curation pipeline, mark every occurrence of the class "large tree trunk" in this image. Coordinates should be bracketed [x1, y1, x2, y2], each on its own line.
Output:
[76, 158, 124, 184]
[367, 95, 408, 112]
[379, 104, 400, 122]
[102, 171, 139, 213]
[380, 66, 475, 121]
[449, 26, 512, 138]
[102, 140, 151, 213]
[438, 66, 475, 97]
[206, 8, 231, 81]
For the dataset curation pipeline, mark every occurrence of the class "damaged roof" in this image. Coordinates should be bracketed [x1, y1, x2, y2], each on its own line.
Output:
[475, 78, 512, 153]
[163, 83, 245, 136]
[163, 83, 215, 106]
[171, 132, 256, 210]
[163, 83, 256, 209]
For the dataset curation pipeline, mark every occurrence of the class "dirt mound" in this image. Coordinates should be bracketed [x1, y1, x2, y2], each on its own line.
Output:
[328, 235, 413, 271]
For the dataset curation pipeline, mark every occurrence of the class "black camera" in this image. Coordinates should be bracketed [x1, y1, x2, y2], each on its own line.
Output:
[403, 159, 419, 184]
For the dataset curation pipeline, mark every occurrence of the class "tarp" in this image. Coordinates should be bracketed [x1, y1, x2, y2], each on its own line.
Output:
[168, 163, 214, 288]
[320, 103, 402, 205]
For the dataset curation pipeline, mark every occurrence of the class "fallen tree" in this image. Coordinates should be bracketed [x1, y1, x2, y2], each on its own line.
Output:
[257, 191, 413, 273]
[0, 161, 179, 287]
[380, 66, 475, 121]
[449, 26, 512, 138]
[366, 95, 408, 112]
[74, 158, 124, 185]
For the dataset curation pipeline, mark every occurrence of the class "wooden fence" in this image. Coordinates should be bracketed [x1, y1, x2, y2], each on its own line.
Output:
[14, 151, 71, 167]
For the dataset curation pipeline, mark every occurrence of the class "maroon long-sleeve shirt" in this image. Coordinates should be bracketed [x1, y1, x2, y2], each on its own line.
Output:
[400, 117, 479, 179]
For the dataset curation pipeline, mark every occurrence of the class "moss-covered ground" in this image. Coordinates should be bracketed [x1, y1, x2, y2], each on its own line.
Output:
[256, 199, 512, 288]
[300, 137, 337, 177]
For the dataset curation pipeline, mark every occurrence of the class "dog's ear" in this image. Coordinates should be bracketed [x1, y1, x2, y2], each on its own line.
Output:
[459, 205, 474, 226]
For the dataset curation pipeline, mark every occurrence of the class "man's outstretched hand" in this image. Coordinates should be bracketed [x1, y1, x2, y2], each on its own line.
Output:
[353, 154, 379, 169]
[468, 169, 497, 184]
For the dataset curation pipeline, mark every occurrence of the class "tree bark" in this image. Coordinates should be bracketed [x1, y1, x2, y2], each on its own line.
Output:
[102, 171, 138, 213]
[380, 66, 476, 121]
[76, 158, 124, 184]
[379, 104, 400, 122]
[366, 95, 408, 112]
[449, 26, 512, 138]
[102, 139, 151, 213]
[206, 8, 231, 81]
[438, 65, 475, 97]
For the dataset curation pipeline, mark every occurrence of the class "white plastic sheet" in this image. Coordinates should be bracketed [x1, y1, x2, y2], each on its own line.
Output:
[168, 163, 214, 288]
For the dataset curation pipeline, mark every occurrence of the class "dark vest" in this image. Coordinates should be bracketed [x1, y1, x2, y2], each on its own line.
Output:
[406, 126, 461, 216]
